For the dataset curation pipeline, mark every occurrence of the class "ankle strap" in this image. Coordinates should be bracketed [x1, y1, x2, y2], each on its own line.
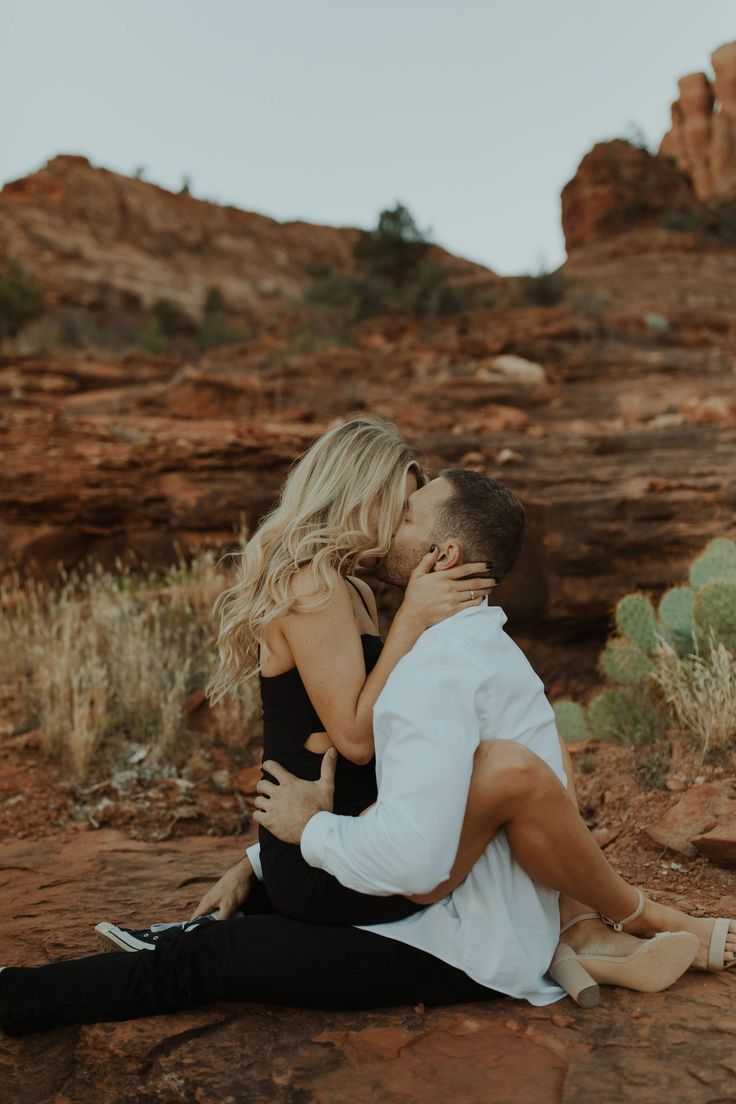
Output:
[559, 911, 599, 936]
[600, 888, 644, 933]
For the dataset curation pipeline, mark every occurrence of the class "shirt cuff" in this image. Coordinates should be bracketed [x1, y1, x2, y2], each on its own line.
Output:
[245, 842, 263, 881]
[300, 810, 336, 869]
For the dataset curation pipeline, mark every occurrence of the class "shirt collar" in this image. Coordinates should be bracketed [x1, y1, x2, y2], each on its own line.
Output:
[424, 599, 507, 638]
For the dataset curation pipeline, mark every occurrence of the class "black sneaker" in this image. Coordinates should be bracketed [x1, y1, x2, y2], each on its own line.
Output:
[94, 913, 221, 952]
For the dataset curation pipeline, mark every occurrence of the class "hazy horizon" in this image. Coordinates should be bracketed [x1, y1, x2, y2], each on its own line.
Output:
[1, 1, 734, 274]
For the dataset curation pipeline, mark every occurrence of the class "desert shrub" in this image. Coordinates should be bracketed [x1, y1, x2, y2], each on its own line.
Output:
[0, 549, 262, 779]
[353, 203, 430, 287]
[140, 298, 192, 352]
[710, 201, 736, 245]
[516, 269, 567, 306]
[660, 201, 736, 245]
[302, 203, 484, 326]
[554, 537, 736, 758]
[652, 636, 736, 761]
[659, 208, 704, 233]
[0, 261, 45, 339]
[198, 286, 245, 349]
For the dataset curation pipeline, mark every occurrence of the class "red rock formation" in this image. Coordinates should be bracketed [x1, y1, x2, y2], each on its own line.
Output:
[561, 140, 696, 252]
[1, 155, 735, 698]
[659, 40, 736, 201]
[0, 156, 495, 324]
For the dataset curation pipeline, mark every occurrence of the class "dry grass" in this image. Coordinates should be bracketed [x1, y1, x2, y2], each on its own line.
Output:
[0, 547, 262, 779]
[652, 634, 736, 761]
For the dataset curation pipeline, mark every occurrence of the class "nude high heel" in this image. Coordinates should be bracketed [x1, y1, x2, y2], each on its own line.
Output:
[600, 886, 736, 973]
[549, 943, 601, 1008]
[550, 894, 698, 1006]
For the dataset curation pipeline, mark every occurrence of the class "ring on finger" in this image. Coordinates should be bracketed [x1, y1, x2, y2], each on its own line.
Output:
[470, 589, 475, 601]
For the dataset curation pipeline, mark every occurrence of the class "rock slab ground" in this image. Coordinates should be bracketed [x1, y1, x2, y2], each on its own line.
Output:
[1, 829, 736, 1104]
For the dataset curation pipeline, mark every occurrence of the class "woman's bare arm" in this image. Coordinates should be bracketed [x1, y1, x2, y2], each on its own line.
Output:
[279, 559, 495, 765]
[279, 566, 424, 765]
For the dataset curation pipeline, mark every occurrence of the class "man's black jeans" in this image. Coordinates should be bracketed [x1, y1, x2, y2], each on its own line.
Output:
[0, 891, 499, 1036]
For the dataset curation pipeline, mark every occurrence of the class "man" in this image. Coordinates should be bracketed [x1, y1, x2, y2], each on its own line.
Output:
[0, 471, 676, 1035]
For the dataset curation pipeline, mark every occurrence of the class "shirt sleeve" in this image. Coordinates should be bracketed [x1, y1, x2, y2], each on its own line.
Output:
[245, 842, 263, 881]
[300, 639, 488, 897]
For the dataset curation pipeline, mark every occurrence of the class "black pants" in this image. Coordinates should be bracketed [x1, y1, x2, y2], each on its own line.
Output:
[260, 828, 426, 925]
[0, 900, 499, 1036]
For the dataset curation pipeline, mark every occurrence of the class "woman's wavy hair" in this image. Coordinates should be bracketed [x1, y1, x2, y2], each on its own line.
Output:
[206, 417, 425, 703]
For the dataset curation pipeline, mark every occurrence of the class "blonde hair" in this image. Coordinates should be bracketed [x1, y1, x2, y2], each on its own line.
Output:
[206, 417, 425, 703]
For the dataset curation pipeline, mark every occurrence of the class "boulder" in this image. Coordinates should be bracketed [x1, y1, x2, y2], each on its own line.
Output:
[645, 782, 736, 858]
[692, 811, 736, 866]
[483, 355, 546, 387]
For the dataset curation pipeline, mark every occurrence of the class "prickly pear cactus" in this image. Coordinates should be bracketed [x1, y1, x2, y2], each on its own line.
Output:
[553, 700, 589, 743]
[693, 578, 736, 651]
[658, 586, 694, 656]
[588, 688, 664, 746]
[599, 637, 654, 685]
[553, 535, 736, 754]
[587, 689, 640, 742]
[689, 538, 736, 589]
[615, 593, 658, 654]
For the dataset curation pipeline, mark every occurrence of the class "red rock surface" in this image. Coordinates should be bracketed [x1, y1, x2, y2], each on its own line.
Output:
[3, 285, 735, 699]
[561, 140, 696, 251]
[645, 783, 736, 858]
[0, 155, 495, 323]
[692, 813, 736, 867]
[2, 827, 736, 1104]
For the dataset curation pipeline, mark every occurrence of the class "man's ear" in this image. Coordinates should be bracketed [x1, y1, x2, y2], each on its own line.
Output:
[433, 540, 463, 571]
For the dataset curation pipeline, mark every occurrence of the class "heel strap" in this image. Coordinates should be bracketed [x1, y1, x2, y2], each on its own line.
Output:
[600, 888, 644, 933]
[559, 911, 599, 936]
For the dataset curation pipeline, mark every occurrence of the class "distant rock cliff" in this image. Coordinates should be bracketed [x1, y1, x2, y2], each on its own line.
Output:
[562, 40, 736, 253]
[660, 40, 736, 202]
[561, 139, 695, 252]
[0, 155, 494, 323]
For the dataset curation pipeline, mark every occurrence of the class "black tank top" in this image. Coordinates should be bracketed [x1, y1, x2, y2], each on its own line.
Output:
[259, 580, 382, 816]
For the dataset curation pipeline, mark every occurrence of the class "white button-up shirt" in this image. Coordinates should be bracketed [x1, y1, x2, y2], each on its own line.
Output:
[250, 602, 566, 1005]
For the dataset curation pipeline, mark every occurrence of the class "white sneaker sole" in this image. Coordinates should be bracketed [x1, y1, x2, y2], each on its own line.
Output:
[94, 922, 155, 953]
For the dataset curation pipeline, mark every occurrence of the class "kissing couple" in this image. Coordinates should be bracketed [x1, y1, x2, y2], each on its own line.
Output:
[1, 417, 734, 1036]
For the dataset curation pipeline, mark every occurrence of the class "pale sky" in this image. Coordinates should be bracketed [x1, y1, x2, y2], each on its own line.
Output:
[1, 1, 734, 274]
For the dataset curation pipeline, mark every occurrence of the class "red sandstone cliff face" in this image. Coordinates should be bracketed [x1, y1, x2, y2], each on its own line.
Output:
[0, 155, 495, 324]
[562, 40, 736, 254]
[560, 140, 696, 252]
[1, 91, 735, 695]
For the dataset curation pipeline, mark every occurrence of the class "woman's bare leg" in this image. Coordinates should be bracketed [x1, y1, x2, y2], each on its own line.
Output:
[411, 741, 736, 969]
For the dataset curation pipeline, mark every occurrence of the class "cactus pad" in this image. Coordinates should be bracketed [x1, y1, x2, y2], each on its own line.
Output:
[615, 593, 658, 654]
[689, 538, 736, 589]
[658, 586, 694, 655]
[692, 578, 736, 651]
[553, 700, 590, 744]
[600, 637, 654, 685]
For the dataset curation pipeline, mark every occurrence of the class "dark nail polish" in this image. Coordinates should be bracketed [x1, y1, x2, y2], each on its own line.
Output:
[430, 545, 437, 553]
[485, 562, 494, 570]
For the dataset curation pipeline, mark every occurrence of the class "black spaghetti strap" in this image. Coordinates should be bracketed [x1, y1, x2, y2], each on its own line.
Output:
[346, 576, 373, 619]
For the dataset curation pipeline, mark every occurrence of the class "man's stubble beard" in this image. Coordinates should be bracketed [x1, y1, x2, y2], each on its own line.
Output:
[372, 540, 427, 590]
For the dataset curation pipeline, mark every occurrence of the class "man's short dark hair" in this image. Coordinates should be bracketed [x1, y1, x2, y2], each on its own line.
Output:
[434, 469, 526, 582]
